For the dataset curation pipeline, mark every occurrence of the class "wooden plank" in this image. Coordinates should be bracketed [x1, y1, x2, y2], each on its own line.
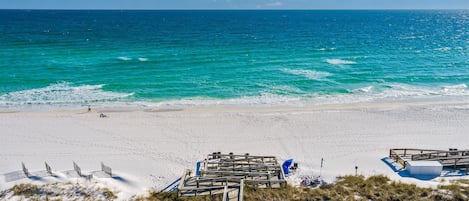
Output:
[412, 154, 469, 161]
[201, 170, 272, 177]
[178, 169, 191, 194]
[439, 160, 469, 166]
[206, 161, 279, 166]
[212, 166, 282, 172]
[208, 153, 277, 159]
[186, 176, 245, 183]
[390, 148, 442, 153]
[179, 184, 240, 191]
[180, 187, 240, 197]
[243, 179, 286, 184]
[201, 170, 274, 175]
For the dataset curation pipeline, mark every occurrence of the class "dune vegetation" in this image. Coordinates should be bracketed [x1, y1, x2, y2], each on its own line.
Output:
[2, 175, 468, 200]
[137, 175, 469, 201]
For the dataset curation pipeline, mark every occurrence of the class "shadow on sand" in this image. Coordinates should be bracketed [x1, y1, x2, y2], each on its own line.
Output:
[381, 157, 439, 181]
[112, 175, 129, 183]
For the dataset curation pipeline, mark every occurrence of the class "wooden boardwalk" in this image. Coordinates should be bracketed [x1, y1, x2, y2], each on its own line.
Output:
[390, 148, 469, 168]
[178, 153, 287, 201]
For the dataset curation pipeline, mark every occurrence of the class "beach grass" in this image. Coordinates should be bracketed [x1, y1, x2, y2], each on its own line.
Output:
[2, 182, 117, 201]
[135, 175, 468, 201]
[3, 175, 469, 200]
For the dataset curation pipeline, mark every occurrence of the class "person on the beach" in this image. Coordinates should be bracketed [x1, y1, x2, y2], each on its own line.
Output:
[88, 106, 91, 112]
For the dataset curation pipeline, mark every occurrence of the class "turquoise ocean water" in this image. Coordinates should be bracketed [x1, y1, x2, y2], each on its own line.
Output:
[1, 10, 469, 109]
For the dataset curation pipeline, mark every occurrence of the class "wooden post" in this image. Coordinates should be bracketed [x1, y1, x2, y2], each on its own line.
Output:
[178, 169, 188, 197]
[239, 179, 244, 201]
[222, 185, 228, 201]
[267, 173, 271, 188]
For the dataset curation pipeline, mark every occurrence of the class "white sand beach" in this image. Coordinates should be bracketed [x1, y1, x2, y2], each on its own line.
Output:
[1, 101, 469, 199]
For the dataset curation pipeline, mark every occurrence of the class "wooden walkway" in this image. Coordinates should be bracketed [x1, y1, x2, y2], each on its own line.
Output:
[178, 153, 287, 201]
[390, 148, 469, 168]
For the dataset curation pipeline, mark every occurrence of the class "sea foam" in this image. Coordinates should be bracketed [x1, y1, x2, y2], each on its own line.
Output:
[154, 93, 303, 107]
[311, 83, 469, 105]
[117, 56, 132, 61]
[146, 82, 469, 108]
[434, 47, 452, 51]
[356, 83, 469, 100]
[442, 84, 467, 93]
[326, 59, 357, 65]
[280, 68, 331, 81]
[316, 47, 336, 51]
[350, 86, 374, 93]
[0, 82, 133, 106]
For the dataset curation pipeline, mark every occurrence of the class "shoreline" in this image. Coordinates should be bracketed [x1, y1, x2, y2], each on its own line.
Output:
[2, 98, 469, 113]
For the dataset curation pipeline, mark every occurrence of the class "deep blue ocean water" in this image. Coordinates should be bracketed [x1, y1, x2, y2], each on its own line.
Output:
[1, 10, 469, 108]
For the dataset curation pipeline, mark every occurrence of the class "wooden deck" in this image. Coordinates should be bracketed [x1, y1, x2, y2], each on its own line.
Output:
[178, 153, 287, 201]
[389, 148, 469, 168]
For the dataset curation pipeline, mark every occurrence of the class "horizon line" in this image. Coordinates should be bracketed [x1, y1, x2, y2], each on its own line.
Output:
[1, 8, 469, 11]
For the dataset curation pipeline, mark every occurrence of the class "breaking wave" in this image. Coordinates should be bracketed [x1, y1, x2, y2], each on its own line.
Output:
[2, 82, 468, 109]
[337, 83, 469, 103]
[350, 86, 374, 93]
[316, 47, 336, 51]
[326, 59, 357, 65]
[0, 82, 133, 106]
[442, 84, 467, 93]
[117, 56, 132, 61]
[434, 47, 451, 51]
[154, 83, 469, 107]
[280, 68, 332, 81]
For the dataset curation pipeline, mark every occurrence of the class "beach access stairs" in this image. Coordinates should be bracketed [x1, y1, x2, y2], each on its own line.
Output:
[173, 152, 287, 201]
